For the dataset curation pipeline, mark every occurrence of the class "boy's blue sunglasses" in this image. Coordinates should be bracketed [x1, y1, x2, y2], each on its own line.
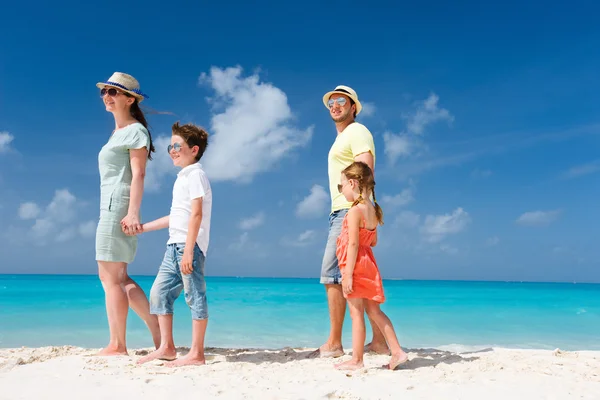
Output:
[167, 143, 183, 153]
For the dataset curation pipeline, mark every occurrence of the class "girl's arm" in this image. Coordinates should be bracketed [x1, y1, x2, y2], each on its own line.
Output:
[142, 216, 169, 233]
[370, 230, 378, 247]
[121, 147, 148, 234]
[343, 208, 361, 277]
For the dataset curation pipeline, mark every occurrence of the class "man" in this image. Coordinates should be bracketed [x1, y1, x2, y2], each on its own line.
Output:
[310, 85, 390, 358]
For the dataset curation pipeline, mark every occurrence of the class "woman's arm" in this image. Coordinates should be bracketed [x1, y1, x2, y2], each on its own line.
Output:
[121, 147, 147, 235]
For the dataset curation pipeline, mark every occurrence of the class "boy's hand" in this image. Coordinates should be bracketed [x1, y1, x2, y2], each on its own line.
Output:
[342, 275, 353, 296]
[181, 250, 194, 275]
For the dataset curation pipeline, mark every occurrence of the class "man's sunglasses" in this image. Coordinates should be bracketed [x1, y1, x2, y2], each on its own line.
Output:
[328, 97, 348, 108]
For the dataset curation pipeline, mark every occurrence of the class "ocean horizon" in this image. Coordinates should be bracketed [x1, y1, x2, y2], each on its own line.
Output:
[1, 274, 599, 351]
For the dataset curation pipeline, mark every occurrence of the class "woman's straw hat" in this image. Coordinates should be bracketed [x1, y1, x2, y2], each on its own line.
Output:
[96, 72, 148, 102]
[322, 85, 362, 115]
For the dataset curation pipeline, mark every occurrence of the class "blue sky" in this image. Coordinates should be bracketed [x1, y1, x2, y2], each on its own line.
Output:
[1, 1, 599, 282]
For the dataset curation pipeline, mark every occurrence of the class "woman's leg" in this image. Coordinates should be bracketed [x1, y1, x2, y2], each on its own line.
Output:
[335, 297, 366, 370]
[124, 274, 161, 348]
[97, 261, 130, 355]
[365, 300, 409, 369]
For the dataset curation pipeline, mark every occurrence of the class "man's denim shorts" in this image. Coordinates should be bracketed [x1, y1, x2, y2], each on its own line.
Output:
[149, 242, 208, 320]
[319, 208, 348, 285]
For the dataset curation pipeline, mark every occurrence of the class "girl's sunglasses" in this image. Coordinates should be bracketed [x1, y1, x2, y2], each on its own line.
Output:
[327, 97, 347, 108]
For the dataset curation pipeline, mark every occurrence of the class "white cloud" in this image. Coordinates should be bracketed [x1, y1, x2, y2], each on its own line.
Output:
[395, 210, 421, 228]
[228, 232, 249, 251]
[239, 212, 265, 230]
[21, 189, 93, 244]
[381, 187, 414, 207]
[145, 135, 178, 192]
[198, 66, 313, 182]
[516, 210, 561, 227]
[485, 236, 500, 247]
[471, 168, 492, 179]
[406, 93, 454, 135]
[0, 132, 14, 153]
[420, 207, 470, 243]
[359, 102, 376, 117]
[560, 160, 600, 180]
[79, 221, 96, 237]
[281, 229, 317, 247]
[383, 132, 413, 165]
[440, 244, 459, 255]
[18, 202, 41, 220]
[296, 185, 329, 219]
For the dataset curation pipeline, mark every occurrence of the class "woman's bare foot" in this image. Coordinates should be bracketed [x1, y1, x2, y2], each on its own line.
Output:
[95, 345, 128, 356]
[334, 359, 364, 370]
[165, 354, 206, 367]
[137, 347, 177, 364]
[389, 352, 409, 370]
[364, 341, 390, 355]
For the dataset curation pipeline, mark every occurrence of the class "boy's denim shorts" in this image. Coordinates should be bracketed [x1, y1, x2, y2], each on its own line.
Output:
[149, 242, 208, 320]
[319, 208, 348, 285]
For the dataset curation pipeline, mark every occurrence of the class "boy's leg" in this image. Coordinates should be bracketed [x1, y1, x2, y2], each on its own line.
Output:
[167, 244, 208, 367]
[138, 245, 184, 364]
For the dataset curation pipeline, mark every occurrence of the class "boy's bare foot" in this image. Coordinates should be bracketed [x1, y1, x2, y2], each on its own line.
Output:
[95, 345, 128, 356]
[334, 359, 364, 370]
[165, 354, 206, 367]
[389, 352, 409, 370]
[364, 341, 390, 355]
[137, 347, 177, 364]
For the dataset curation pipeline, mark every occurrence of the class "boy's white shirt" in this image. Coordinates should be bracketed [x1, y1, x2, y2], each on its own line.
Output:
[167, 162, 212, 255]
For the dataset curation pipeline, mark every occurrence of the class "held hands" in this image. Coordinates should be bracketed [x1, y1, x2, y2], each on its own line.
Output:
[121, 213, 143, 236]
[180, 250, 194, 275]
[342, 274, 354, 296]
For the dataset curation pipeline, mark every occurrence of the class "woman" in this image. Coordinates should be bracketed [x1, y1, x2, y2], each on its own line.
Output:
[95, 72, 160, 355]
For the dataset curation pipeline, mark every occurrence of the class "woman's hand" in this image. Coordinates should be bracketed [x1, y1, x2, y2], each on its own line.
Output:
[121, 213, 142, 236]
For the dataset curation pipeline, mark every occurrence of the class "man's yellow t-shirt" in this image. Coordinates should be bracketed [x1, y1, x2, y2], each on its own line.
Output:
[328, 122, 376, 213]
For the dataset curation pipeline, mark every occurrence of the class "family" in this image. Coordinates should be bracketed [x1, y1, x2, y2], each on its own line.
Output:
[95, 72, 409, 371]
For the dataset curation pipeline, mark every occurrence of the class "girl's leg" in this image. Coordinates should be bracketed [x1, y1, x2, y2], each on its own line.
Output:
[97, 261, 130, 355]
[124, 274, 161, 348]
[335, 298, 366, 370]
[365, 300, 409, 370]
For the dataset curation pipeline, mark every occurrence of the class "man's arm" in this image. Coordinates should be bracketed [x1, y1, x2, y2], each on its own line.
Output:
[354, 151, 374, 173]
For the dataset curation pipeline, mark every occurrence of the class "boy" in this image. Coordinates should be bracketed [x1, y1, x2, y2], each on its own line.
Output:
[137, 122, 212, 367]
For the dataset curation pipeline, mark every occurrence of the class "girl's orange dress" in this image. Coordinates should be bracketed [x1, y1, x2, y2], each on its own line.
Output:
[336, 208, 385, 303]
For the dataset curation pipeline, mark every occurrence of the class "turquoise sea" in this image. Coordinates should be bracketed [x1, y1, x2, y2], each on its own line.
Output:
[1, 274, 599, 351]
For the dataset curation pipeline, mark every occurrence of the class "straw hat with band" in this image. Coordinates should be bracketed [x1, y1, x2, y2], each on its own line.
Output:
[322, 85, 362, 116]
[96, 72, 149, 103]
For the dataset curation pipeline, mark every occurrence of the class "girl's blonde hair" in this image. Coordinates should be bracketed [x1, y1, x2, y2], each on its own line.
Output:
[342, 161, 384, 225]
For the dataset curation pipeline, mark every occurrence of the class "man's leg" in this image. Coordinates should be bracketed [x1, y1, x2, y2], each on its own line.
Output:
[310, 209, 348, 358]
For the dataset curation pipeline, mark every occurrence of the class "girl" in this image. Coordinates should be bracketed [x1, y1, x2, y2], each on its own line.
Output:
[334, 161, 409, 370]
[95, 72, 160, 355]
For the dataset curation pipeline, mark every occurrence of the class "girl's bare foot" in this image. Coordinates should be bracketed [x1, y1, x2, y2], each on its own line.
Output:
[389, 352, 409, 370]
[334, 359, 364, 370]
[96, 345, 128, 356]
[137, 347, 177, 364]
[165, 354, 206, 367]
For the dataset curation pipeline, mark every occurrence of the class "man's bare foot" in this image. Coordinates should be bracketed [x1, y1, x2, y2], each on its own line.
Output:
[95, 346, 128, 356]
[165, 354, 206, 367]
[307, 344, 344, 359]
[389, 352, 409, 370]
[364, 341, 390, 355]
[334, 359, 364, 370]
[137, 347, 177, 364]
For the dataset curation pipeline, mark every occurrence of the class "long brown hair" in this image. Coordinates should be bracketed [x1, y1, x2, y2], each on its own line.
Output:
[129, 99, 156, 160]
[342, 161, 384, 225]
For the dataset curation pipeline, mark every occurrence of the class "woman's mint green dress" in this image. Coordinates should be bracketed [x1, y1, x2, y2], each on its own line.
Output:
[96, 122, 150, 264]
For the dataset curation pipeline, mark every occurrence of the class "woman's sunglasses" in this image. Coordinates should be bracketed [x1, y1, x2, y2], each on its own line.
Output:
[100, 88, 131, 98]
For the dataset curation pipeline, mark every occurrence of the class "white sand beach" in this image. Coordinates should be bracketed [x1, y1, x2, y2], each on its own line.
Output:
[0, 345, 598, 399]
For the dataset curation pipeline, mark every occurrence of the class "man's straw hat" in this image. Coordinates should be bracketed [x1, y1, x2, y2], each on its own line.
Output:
[322, 85, 362, 115]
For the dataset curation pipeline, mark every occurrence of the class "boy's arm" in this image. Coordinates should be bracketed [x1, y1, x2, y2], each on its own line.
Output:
[181, 198, 202, 274]
[142, 216, 169, 233]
